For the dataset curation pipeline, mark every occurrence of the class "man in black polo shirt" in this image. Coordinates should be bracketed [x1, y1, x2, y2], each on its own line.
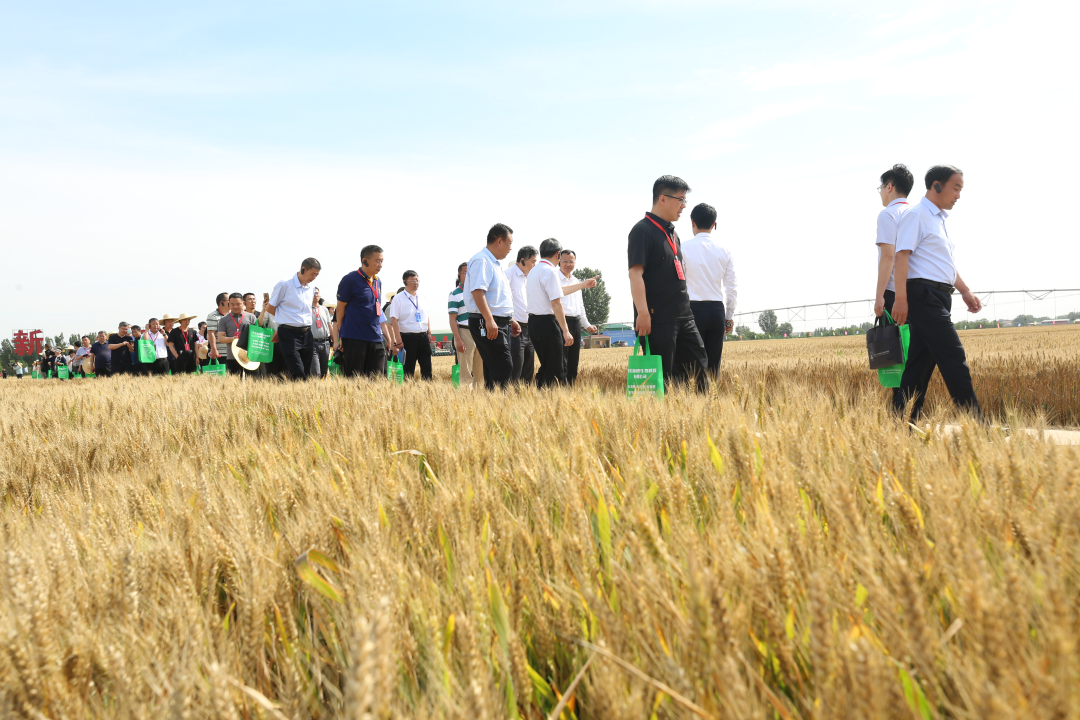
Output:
[628, 175, 709, 393]
[108, 322, 135, 375]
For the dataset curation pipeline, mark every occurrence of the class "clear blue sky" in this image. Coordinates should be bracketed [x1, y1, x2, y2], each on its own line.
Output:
[2, 0, 1077, 337]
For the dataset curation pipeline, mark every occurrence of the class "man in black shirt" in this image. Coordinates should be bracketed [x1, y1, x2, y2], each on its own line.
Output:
[108, 322, 135, 375]
[627, 175, 709, 393]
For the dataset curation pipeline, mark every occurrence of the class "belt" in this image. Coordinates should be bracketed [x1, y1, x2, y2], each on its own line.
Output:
[282, 324, 310, 332]
[313, 337, 330, 343]
[908, 278, 955, 293]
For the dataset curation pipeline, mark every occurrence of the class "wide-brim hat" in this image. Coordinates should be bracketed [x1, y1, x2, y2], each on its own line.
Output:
[65, 345, 75, 351]
[197, 343, 210, 360]
[82, 353, 96, 373]
[178, 312, 198, 322]
[161, 313, 179, 322]
[228, 338, 261, 371]
[322, 299, 338, 309]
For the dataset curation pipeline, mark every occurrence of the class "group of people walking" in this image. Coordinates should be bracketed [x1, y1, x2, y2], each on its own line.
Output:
[15, 168, 978, 423]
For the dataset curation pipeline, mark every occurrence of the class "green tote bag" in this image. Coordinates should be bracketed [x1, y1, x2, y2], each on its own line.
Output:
[877, 310, 911, 389]
[451, 363, 460, 388]
[201, 359, 227, 377]
[246, 324, 275, 363]
[57, 365, 70, 379]
[627, 336, 665, 399]
[137, 338, 156, 364]
[387, 358, 405, 385]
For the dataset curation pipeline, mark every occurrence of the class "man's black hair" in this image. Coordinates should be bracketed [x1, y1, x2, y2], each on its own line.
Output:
[402, 270, 418, 283]
[925, 165, 962, 191]
[487, 223, 513, 245]
[131, 325, 142, 332]
[516, 246, 538, 263]
[243, 292, 255, 300]
[81, 335, 90, 341]
[361, 245, 383, 261]
[690, 203, 717, 229]
[215, 292, 229, 306]
[455, 262, 467, 286]
[301, 257, 321, 272]
[652, 175, 691, 204]
[539, 238, 562, 258]
[559, 249, 576, 259]
[229, 292, 243, 300]
[880, 164, 914, 196]
[119, 321, 129, 328]
[147, 318, 158, 325]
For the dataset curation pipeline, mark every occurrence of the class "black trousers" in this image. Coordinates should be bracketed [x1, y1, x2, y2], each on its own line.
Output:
[341, 337, 386, 378]
[564, 316, 582, 385]
[468, 315, 513, 390]
[529, 314, 567, 389]
[148, 358, 169, 375]
[277, 324, 313, 380]
[311, 339, 331, 377]
[226, 358, 259, 378]
[510, 322, 534, 383]
[883, 289, 895, 313]
[892, 281, 981, 420]
[644, 317, 709, 393]
[690, 301, 726, 373]
[400, 332, 433, 380]
[174, 351, 197, 374]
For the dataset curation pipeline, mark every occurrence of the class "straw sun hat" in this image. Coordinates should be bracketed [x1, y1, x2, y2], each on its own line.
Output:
[228, 338, 261, 371]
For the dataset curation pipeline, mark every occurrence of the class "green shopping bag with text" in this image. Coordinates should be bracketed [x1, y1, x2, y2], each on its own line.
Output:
[245, 324, 274, 363]
[327, 354, 342, 376]
[876, 310, 911, 389]
[32, 371, 39, 379]
[137, 338, 156, 364]
[451, 363, 460, 388]
[387, 358, 404, 385]
[57, 366, 70, 379]
[627, 336, 664, 399]
[201, 359, 227, 377]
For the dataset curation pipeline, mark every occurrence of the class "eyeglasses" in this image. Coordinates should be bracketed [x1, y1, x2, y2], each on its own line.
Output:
[663, 194, 688, 205]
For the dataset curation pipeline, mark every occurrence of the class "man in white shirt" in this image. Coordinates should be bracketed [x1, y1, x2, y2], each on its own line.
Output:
[505, 246, 538, 383]
[266, 257, 321, 380]
[892, 165, 982, 421]
[309, 288, 336, 378]
[527, 239, 597, 388]
[465, 223, 519, 389]
[389, 270, 432, 381]
[557, 250, 600, 386]
[873, 164, 914, 318]
[681, 203, 737, 376]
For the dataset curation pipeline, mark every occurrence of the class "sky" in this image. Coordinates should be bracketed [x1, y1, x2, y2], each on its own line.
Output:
[2, 0, 1078, 339]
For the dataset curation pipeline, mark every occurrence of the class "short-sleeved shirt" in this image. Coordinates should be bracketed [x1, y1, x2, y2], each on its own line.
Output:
[337, 269, 383, 342]
[464, 247, 513, 317]
[447, 285, 469, 326]
[875, 198, 911, 292]
[505, 263, 530, 323]
[311, 304, 333, 340]
[217, 313, 258, 359]
[268, 273, 315, 327]
[108, 333, 134, 371]
[145, 330, 169, 359]
[627, 212, 692, 323]
[896, 196, 957, 285]
[207, 308, 229, 358]
[73, 347, 90, 368]
[525, 259, 565, 316]
[90, 342, 112, 372]
[389, 290, 429, 334]
[168, 327, 197, 354]
[130, 335, 145, 365]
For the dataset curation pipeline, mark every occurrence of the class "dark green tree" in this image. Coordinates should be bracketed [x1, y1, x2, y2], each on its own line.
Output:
[777, 322, 793, 337]
[573, 266, 609, 327]
[758, 309, 778, 335]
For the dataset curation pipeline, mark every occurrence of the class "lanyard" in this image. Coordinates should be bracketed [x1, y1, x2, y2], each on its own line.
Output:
[314, 307, 323, 329]
[182, 328, 191, 352]
[644, 215, 685, 280]
[360, 271, 381, 316]
[231, 315, 244, 338]
[406, 292, 419, 312]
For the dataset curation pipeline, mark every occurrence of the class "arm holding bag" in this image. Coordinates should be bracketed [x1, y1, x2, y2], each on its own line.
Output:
[866, 309, 905, 369]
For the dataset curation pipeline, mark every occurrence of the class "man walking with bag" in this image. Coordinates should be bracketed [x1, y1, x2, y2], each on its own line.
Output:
[465, 223, 519, 390]
[873, 164, 914, 318]
[336, 245, 388, 378]
[219, 294, 260, 377]
[388, 270, 433, 381]
[448, 262, 483, 388]
[891, 165, 983, 421]
[266, 257, 321, 380]
[628, 175, 709, 392]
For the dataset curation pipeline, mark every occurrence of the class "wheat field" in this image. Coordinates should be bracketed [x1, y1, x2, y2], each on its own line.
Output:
[1, 326, 1078, 719]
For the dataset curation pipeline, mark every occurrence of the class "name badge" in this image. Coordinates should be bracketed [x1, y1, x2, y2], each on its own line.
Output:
[415, 312, 422, 323]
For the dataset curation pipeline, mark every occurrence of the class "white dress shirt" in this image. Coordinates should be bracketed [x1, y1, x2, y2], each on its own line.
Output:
[896, 196, 957, 285]
[145, 329, 169, 359]
[525, 259, 565, 316]
[268, 273, 315, 327]
[389, 289, 429, 333]
[559, 271, 592, 327]
[681, 232, 737, 318]
[875, 198, 911, 292]
[505, 263, 530, 323]
[464, 248, 514, 317]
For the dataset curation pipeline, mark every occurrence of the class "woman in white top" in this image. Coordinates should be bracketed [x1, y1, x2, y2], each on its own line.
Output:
[144, 318, 171, 376]
[557, 249, 599, 386]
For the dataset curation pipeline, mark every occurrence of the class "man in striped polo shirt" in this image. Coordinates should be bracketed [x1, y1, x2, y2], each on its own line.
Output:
[448, 262, 482, 388]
